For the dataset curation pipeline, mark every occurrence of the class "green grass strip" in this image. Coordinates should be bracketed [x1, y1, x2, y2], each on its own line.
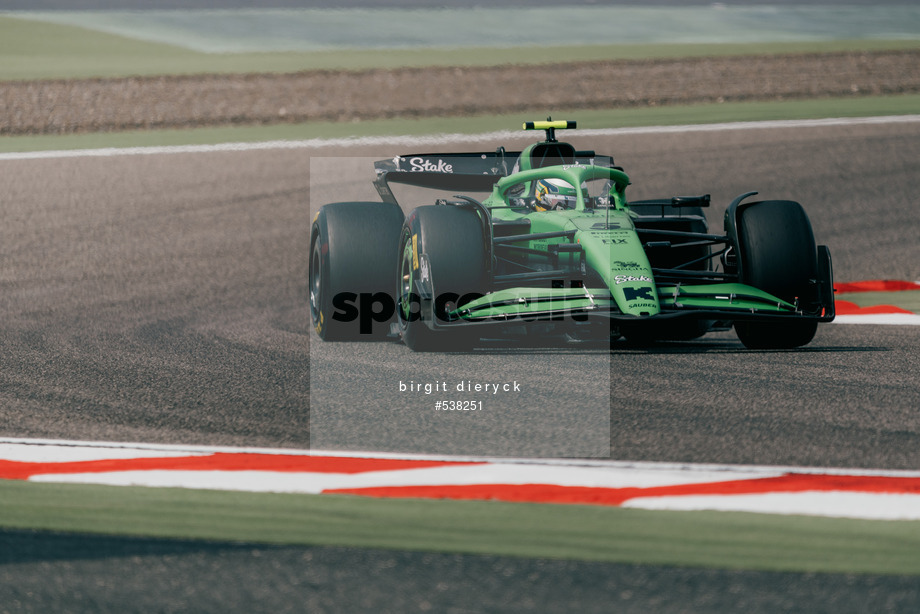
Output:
[2, 94, 919, 154]
[1, 479, 919, 575]
[3, 14, 919, 82]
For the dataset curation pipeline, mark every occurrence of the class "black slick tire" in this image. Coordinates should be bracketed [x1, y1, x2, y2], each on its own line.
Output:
[396, 205, 487, 352]
[733, 200, 819, 349]
[310, 201, 404, 341]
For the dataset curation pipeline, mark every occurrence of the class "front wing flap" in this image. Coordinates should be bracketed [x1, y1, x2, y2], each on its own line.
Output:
[442, 282, 834, 327]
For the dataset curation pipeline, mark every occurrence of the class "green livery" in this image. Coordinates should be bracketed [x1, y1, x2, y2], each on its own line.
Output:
[310, 120, 834, 351]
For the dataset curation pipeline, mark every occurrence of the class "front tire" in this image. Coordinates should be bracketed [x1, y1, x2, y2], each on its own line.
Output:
[733, 200, 819, 349]
[397, 205, 487, 352]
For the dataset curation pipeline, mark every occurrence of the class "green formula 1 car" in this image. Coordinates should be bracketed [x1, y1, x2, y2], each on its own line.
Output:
[310, 120, 835, 351]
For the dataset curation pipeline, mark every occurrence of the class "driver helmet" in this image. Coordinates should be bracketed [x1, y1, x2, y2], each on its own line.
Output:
[534, 178, 577, 211]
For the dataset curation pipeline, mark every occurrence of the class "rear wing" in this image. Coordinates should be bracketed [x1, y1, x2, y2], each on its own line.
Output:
[373, 147, 610, 206]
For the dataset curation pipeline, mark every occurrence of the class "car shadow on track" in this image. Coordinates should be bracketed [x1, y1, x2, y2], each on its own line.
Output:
[609, 343, 887, 355]
[456, 337, 887, 356]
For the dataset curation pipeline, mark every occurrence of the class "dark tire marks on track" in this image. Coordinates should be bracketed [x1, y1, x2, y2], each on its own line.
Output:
[2, 120, 920, 612]
[1, 151, 312, 447]
[2, 121, 919, 457]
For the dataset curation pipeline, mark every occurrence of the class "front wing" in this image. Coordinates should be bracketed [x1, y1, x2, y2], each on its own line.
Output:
[440, 283, 834, 326]
[437, 244, 835, 328]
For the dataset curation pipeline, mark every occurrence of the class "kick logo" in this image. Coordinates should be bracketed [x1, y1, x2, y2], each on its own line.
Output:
[623, 286, 655, 301]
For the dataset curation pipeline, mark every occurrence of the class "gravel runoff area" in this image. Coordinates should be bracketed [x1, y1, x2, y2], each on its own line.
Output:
[2, 49, 919, 135]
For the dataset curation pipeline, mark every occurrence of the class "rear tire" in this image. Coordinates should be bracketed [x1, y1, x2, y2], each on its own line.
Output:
[733, 201, 819, 349]
[310, 202, 404, 341]
[397, 206, 487, 352]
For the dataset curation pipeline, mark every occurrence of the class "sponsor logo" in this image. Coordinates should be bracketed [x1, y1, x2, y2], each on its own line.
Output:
[419, 257, 430, 283]
[315, 311, 324, 334]
[410, 157, 454, 173]
[614, 275, 652, 285]
[623, 286, 655, 301]
[612, 261, 642, 270]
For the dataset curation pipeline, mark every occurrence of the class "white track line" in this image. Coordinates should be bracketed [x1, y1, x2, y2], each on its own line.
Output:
[2, 115, 919, 161]
[834, 314, 920, 325]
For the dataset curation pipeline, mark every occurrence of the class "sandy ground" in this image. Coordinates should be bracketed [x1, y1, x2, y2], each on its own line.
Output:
[2, 49, 918, 135]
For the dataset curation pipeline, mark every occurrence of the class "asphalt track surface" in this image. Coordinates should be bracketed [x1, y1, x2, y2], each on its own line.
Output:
[2, 120, 920, 611]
